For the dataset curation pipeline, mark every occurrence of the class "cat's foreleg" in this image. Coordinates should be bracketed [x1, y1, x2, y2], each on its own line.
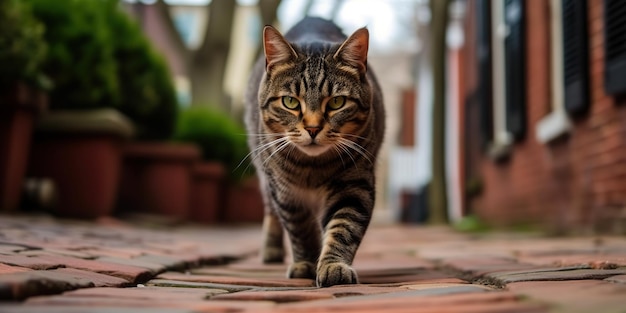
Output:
[316, 202, 372, 287]
[261, 210, 285, 263]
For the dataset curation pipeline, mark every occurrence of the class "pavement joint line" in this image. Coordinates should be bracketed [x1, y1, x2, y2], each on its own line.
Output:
[0, 242, 42, 251]
[127, 254, 252, 287]
[428, 262, 503, 289]
[473, 276, 506, 289]
[0, 246, 255, 301]
[440, 266, 507, 289]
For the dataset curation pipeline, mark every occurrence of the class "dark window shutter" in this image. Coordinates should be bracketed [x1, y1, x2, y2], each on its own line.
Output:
[476, 0, 493, 150]
[604, 0, 626, 95]
[563, 0, 589, 115]
[504, 0, 526, 141]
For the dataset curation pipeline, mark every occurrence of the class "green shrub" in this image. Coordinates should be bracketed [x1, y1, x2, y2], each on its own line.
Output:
[173, 107, 252, 180]
[0, 0, 48, 90]
[103, 0, 178, 140]
[27, 0, 178, 140]
[28, 0, 120, 109]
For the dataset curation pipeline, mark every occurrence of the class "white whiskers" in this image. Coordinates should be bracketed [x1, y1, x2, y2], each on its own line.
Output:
[336, 137, 376, 167]
[332, 145, 347, 168]
[341, 133, 371, 142]
[262, 138, 292, 166]
[236, 131, 376, 175]
[235, 134, 287, 174]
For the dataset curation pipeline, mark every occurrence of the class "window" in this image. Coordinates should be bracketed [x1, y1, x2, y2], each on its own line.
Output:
[563, 0, 589, 115]
[476, 0, 493, 150]
[476, 0, 527, 156]
[486, 0, 526, 158]
[536, 0, 571, 143]
[489, 0, 513, 157]
[504, 0, 526, 140]
[604, 0, 626, 96]
[399, 89, 417, 147]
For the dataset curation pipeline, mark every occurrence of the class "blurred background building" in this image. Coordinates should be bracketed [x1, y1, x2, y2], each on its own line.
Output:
[6, 0, 622, 233]
[448, 0, 626, 234]
[122, 0, 425, 223]
[121, 0, 626, 233]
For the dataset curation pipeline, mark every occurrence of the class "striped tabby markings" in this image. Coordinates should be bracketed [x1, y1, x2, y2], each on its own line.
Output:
[316, 208, 365, 286]
[256, 23, 377, 287]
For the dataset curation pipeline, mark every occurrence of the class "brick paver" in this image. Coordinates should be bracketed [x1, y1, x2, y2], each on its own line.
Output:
[1, 214, 625, 312]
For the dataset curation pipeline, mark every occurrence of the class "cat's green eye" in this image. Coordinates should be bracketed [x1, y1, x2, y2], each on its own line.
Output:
[327, 96, 346, 110]
[282, 96, 300, 110]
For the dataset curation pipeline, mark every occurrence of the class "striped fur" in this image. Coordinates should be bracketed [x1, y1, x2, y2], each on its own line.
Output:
[244, 17, 385, 287]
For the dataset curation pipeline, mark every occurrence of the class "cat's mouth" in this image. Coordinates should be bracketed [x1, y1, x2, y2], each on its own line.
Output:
[297, 142, 331, 156]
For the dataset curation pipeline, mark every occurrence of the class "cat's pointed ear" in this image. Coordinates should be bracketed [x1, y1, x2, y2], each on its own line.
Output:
[334, 27, 369, 73]
[263, 26, 297, 72]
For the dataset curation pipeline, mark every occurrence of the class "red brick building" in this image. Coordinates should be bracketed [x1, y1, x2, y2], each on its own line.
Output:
[454, 0, 626, 233]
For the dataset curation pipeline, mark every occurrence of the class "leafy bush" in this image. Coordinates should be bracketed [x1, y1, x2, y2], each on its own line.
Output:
[28, 0, 120, 109]
[27, 0, 178, 140]
[0, 0, 48, 89]
[173, 107, 252, 180]
[103, 0, 178, 140]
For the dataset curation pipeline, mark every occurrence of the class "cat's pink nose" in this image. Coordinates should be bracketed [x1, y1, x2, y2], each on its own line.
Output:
[305, 126, 321, 138]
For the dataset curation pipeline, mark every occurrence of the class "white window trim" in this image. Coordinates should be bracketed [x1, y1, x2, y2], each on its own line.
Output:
[488, 0, 513, 159]
[536, 0, 571, 144]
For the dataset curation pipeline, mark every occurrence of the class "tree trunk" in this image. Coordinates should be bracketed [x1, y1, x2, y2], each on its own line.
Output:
[329, 0, 345, 22]
[190, 50, 230, 108]
[148, 0, 283, 109]
[259, 0, 282, 26]
[191, 0, 236, 109]
[428, 0, 450, 224]
[154, 0, 189, 62]
[254, 0, 284, 61]
[302, 0, 315, 16]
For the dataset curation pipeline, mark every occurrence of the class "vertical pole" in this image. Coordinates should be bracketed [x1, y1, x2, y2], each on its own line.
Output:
[428, 0, 450, 224]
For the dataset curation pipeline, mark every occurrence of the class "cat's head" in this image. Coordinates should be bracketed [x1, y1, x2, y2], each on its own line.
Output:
[257, 25, 374, 157]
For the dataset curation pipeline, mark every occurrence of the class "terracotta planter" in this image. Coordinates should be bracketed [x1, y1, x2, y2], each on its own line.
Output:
[27, 109, 134, 218]
[189, 162, 227, 224]
[118, 142, 201, 220]
[0, 83, 47, 212]
[223, 176, 264, 223]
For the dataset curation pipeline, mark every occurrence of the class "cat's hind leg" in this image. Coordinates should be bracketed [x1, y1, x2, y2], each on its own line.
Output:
[278, 208, 320, 280]
[261, 210, 285, 263]
[284, 216, 320, 280]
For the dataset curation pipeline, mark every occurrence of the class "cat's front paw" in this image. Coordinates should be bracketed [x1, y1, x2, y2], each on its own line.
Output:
[316, 262, 358, 287]
[288, 261, 316, 279]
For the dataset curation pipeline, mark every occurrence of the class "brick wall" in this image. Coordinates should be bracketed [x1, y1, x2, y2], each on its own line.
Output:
[467, 0, 626, 233]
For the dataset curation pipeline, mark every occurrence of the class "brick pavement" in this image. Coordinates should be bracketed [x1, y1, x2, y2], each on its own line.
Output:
[0, 214, 625, 312]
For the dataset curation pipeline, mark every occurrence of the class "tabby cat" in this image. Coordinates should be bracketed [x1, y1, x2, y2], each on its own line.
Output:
[244, 17, 385, 287]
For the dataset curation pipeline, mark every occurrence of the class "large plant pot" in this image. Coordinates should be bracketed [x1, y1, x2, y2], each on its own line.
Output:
[189, 162, 227, 224]
[118, 142, 201, 220]
[223, 176, 264, 223]
[0, 83, 48, 212]
[27, 109, 133, 218]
